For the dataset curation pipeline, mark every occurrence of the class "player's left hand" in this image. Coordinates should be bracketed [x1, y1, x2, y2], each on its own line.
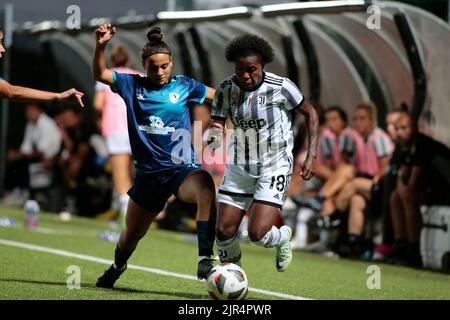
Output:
[59, 88, 84, 107]
[301, 154, 316, 180]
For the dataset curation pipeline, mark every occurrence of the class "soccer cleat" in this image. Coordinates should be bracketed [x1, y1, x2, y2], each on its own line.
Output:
[291, 195, 323, 212]
[96, 264, 127, 288]
[276, 226, 293, 272]
[197, 258, 216, 280]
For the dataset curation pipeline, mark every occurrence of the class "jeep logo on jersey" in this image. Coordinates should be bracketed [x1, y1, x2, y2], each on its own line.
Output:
[169, 92, 180, 103]
[236, 117, 267, 131]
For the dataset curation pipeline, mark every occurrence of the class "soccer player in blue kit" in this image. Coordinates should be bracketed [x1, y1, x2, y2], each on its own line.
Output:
[92, 24, 217, 287]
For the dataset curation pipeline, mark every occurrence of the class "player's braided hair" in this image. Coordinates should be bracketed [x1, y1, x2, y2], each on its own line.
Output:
[224, 34, 274, 65]
[141, 26, 171, 64]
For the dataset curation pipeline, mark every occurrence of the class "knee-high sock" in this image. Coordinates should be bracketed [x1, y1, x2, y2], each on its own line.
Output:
[255, 225, 290, 248]
[216, 235, 241, 265]
[197, 221, 215, 259]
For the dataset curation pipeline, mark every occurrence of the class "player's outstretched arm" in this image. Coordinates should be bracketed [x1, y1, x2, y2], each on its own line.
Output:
[92, 23, 116, 86]
[297, 100, 319, 180]
[0, 79, 84, 106]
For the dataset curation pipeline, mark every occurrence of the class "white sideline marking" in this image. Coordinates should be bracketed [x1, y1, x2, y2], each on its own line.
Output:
[34, 227, 75, 235]
[0, 238, 311, 300]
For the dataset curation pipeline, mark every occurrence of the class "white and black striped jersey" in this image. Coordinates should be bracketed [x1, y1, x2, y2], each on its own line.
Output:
[211, 72, 304, 176]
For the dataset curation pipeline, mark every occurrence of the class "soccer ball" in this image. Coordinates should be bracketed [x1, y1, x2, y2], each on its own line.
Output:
[206, 262, 248, 300]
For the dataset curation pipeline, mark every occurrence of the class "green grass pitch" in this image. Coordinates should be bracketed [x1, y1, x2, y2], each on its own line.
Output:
[1, 205, 449, 300]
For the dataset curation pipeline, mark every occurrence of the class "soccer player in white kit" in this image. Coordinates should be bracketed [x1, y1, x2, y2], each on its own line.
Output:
[209, 34, 319, 272]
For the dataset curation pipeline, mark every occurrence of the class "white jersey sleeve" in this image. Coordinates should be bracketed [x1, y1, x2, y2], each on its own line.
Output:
[281, 78, 304, 110]
[211, 78, 231, 121]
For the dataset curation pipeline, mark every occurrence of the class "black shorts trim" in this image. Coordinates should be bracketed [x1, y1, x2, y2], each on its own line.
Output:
[253, 199, 283, 210]
[218, 189, 254, 198]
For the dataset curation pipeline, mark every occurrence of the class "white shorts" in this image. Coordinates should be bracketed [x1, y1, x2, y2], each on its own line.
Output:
[106, 131, 131, 155]
[217, 162, 293, 211]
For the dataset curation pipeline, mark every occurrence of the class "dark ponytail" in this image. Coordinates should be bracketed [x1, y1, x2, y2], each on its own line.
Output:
[141, 26, 171, 63]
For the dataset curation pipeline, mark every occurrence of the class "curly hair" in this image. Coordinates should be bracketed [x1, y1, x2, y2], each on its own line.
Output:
[224, 34, 274, 64]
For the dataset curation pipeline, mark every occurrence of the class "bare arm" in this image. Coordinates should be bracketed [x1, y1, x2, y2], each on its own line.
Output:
[204, 87, 216, 103]
[92, 23, 116, 86]
[297, 100, 319, 180]
[399, 165, 424, 191]
[0, 80, 84, 106]
[93, 90, 105, 112]
[373, 156, 390, 185]
[407, 166, 425, 190]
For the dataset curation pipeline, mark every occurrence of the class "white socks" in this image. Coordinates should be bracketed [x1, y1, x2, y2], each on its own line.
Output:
[256, 225, 290, 248]
[216, 235, 242, 265]
[216, 225, 290, 265]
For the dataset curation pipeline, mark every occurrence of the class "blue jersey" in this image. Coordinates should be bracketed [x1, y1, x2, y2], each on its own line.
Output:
[112, 71, 207, 175]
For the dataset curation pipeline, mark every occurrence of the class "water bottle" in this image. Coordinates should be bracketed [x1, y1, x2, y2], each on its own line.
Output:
[0, 217, 16, 228]
[24, 200, 40, 230]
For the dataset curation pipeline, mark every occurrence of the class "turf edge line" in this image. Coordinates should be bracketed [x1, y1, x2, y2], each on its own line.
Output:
[0, 238, 311, 300]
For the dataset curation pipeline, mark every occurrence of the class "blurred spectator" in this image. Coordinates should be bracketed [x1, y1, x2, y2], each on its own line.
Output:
[418, 108, 436, 138]
[4, 103, 62, 210]
[333, 102, 393, 256]
[54, 105, 100, 216]
[291, 106, 360, 249]
[93, 44, 140, 227]
[371, 104, 408, 261]
[389, 112, 450, 267]
[294, 101, 394, 256]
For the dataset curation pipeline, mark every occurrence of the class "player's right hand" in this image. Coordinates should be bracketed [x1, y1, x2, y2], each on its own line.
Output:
[59, 88, 84, 107]
[95, 23, 116, 46]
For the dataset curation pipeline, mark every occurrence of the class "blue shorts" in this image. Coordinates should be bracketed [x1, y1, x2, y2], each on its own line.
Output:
[128, 165, 202, 213]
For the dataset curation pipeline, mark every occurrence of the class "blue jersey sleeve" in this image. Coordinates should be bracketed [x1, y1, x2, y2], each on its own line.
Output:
[111, 71, 136, 98]
[0, 75, 4, 80]
[185, 77, 207, 105]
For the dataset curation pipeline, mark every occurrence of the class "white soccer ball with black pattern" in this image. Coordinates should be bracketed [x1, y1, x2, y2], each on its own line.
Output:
[206, 262, 248, 300]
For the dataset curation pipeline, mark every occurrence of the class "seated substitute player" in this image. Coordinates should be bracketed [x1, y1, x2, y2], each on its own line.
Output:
[0, 30, 84, 106]
[92, 24, 217, 287]
[209, 34, 319, 272]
